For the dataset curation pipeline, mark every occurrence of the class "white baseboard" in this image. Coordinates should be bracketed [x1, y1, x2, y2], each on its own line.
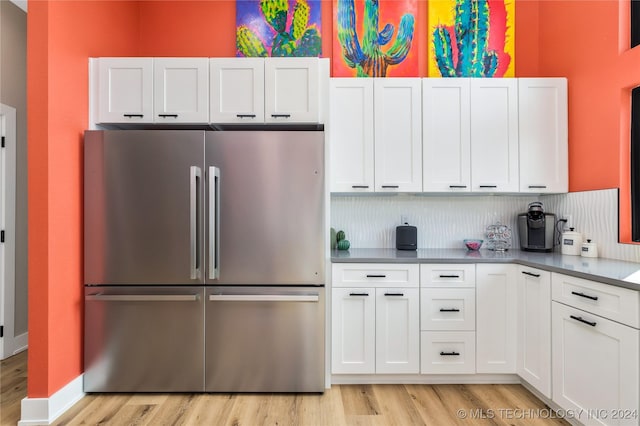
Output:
[12, 332, 28, 354]
[18, 374, 84, 426]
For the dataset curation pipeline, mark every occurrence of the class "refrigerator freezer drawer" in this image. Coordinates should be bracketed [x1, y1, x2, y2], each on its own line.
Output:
[84, 286, 205, 392]
[205, 286, 325, 392]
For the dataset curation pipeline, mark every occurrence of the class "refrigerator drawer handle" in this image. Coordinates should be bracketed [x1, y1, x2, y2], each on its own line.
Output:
[86, 294, 199, 302]
[190, 166, 202, 280]
[208, 166, 221, 280]
[208, 294, 319, 302]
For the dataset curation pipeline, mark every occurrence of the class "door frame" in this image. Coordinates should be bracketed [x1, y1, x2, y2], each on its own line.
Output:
[0, 103, 17, 359]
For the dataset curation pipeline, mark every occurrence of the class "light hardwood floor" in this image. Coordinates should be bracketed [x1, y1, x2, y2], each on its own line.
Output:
[2, 351, 569, 425]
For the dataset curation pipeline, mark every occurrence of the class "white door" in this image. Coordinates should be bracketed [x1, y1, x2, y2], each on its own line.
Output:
[210, 58, 265, 124]
[98, 57, 153, 123]
[476, 264, 517, 373]
[265, 57, 319, 123]
[552, 302, 639, 425]
[154, 58, 209, 123]
[0, 104, 17, 359]
[470, 78, 519, 192]
[422, 78, 471, 192]
[329, 79, 374, 192]
[518, 78, 568, 193]
[374, 78, 422, 192]
[516, 266, 551, 398]
[331, 288, 375, 374]
[375, 288, 419, 373]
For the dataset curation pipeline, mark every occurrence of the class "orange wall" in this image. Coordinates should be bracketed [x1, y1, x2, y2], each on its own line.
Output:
[28, 0, 541, 398]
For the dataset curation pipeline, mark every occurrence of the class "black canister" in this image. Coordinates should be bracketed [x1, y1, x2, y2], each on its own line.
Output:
[396, 224, 417, 250]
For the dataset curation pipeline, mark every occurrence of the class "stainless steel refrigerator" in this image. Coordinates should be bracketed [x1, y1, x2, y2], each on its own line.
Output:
[83, 130, 325, 393]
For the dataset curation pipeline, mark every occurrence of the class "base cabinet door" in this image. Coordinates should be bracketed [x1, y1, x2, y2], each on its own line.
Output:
[332, 288, 376, 374]
[552, 302, 639, 425]
[476, 264, 517, 373]
[375, 288, 420, 374]
[517, 267, 551, 398]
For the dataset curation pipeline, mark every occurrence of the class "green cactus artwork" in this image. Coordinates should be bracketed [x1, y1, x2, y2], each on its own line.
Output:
[336, 0, 415, 77]
[236, 0, 322, 57]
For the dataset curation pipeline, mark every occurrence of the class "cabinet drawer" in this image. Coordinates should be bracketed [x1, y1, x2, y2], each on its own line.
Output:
[552, 273, 640, 328]
[421, 288, 475, 331]
[421, 331, 476, 374]
[332, 263, 419, 288]
[421, 264, 475, 287]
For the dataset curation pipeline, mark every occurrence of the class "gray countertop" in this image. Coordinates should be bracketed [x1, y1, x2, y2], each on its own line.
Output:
[331, 248, 640, 291]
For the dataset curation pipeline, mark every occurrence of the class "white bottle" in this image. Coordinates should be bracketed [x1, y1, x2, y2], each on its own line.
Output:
[561, 228, 583, 256]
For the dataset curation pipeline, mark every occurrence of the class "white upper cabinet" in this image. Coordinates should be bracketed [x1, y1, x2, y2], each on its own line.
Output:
[518, 78, 568, 193]
[470, 78, 519, 192]
[422, 78, 471, 192]
[210, 58, 265, 124]
[374, 78, 423, 192]
[98, 57, 153, 123]
[154, 58, 209, 124]
[265, 57, 319, 123]
[329, 79, 374, 192]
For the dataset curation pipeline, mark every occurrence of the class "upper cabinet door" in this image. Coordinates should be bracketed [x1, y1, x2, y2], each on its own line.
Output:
[265, 58, 319, 123]
[154, 58, 210, 124]
[518, 78, 568, 193]
[210, 58, 265, 124]
[98, 58, 153, 123]
[470, 78, 519, 192]
[329, 79, 374, 192]
[374, 78, 423, 192]
[423, 78, 471, 192]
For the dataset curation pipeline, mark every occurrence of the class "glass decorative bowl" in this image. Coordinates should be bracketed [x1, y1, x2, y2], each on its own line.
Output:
[464, 239, 484, 251]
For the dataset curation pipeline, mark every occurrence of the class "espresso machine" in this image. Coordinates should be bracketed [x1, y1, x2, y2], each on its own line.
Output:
[517, 202, 556, 252]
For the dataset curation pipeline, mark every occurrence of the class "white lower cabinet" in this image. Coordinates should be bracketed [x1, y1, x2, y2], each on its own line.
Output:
[421, 331, 476, 374]
[516, 266, 551, 398]
[476, 264, 517, 373]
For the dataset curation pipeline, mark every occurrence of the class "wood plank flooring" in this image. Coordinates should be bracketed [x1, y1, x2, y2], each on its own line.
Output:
[2, 351, 569, 425]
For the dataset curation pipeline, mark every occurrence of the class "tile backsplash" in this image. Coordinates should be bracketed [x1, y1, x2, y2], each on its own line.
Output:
[331, 189, 640, 262]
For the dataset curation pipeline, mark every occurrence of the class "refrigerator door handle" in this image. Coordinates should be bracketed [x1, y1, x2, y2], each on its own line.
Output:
[208, 294, 319, 302]
[190, 166, 201, 279]
[86, 294, 200, 302]
[208, 166, 221, 280]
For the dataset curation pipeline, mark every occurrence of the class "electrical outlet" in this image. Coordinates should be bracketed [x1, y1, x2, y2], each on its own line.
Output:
[561, 214, 573, 230]
[401, 215, 409, 225]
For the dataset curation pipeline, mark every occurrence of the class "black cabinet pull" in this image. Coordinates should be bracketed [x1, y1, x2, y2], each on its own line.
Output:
[384, 293, 404, 297]
[271, 114, 291, 118]
[449, 185, 467, 188]
[158, 114, 179, 118]
[570, 315, 596, 327]
[349, 292, 369, 297]
[439, 274, 460, 278]
[439, 308, 460, 312]
[522, 271, 541, 278]
[236, 114, 256, 118]
[381, 185, 399, 188]
[440, 351, 460, 356]
[528, 185, 547, 189]
[123, 114, 143, 118]
[351, 185, 370, 189]
[366, 274, 386, 278]
[479, 185, 497, 188]
[571, 291, 599, 301]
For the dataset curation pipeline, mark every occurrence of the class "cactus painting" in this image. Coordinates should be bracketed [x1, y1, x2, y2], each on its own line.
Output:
[428, 0, 514, 77]
[332, 0, 418, 77]
[236, 0, 322, 57]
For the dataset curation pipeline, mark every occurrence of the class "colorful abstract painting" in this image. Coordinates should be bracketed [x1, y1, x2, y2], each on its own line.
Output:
[333, 0, 418, 77]
[428, 0, 515, 77]
[236, 0, 322, 57]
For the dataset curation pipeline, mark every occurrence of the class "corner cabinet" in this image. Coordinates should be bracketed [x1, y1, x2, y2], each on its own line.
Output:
[98, 57, 154, 123]
[518, 78, 568, 193]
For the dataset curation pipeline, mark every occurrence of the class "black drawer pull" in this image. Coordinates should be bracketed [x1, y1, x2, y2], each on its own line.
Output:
[571, 291, 599, 301]
[351, 185, 370, 189]
[123, 114, 143, 118]
[570, 315, 596, 327]
[479, 185, 497, 188]
[440, 351, 460, 356]
[349, 292, 369, 297]
[439, 274, 460, 279]
[236, 114, 257, 118]
[522, 271, 541, 278]
[384, 293, 404, 297]
[271, 114, 291, 118]
[366, 274, 386, 278]
[439, 308, 460, 312]
[158, 114, 179, 118]
[528, 185, 547, 189]
[381, 185, 399, 188]
[449, 185, 467, 188]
